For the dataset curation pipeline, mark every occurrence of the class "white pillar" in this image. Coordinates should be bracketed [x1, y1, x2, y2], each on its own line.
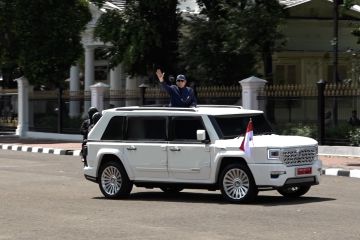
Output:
[15, 77, 29, 137]
[28, 86, 34, 128]
[110, 64, 123, 107]
[84, 46, 95, 114]
[90, 82, 110, 112]
[125, 76, 139, 106]
[239, 76, 267, 110]
[69, 64, 80, 118]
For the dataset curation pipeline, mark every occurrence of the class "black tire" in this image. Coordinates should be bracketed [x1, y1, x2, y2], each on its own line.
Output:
[98, 160, 133, 199]
[277, 185, 311, 198]
[219, 163, 258, 203]
[160, 186, 184, 194]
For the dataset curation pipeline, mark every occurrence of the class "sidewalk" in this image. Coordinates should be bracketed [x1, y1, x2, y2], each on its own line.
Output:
[0, 134, 359, 178]
[0, 134, 81, 156]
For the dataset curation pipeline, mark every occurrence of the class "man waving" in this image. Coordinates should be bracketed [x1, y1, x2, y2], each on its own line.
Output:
[156, 69, 197, 107]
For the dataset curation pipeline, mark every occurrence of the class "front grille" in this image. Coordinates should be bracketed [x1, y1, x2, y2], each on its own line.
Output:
[280, 147, 317, 166]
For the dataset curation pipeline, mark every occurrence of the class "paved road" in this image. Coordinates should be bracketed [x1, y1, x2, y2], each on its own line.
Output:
[0, 150, 359, 240]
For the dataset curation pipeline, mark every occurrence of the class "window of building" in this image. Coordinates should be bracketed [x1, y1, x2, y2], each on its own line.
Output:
[327, 65, 347, 83]
[275, 64, 298, 84]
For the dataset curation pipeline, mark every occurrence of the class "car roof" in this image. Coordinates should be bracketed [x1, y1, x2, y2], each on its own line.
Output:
[103, 105, 263, 116]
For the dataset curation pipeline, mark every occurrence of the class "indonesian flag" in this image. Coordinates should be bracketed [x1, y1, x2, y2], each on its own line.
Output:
[240, 119, 254, 156]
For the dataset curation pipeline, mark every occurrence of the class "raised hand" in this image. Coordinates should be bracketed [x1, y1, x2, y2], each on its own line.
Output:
[156, 69, 165, 82]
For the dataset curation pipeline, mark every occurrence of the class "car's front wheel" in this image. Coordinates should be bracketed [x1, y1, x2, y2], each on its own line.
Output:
[219, 163, 258, 203]
[98, 160, 133, 199]
[277, 185, 311, 198]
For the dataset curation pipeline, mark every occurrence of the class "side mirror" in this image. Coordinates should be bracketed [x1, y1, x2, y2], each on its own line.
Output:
[197, 129, 209, 143]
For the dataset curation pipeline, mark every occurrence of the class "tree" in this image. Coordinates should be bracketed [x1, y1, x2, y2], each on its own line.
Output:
[0, 1, 19, 88]
[0, 0, 91, 133]
[179, 0, 286, 85]
[91, 0, 180, 80]
[0, 0, 91, 88]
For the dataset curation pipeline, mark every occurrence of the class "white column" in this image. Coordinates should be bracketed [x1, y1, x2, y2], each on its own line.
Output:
[84, 46, 95, 114]
[110, 64, 123, 107]
[90, 82, 110, 112]
[15, 77, 29, 137]
[125, 76, 139, 106]
[239, 76, 267, 110]
[69, 64, 80, 118]
[28, 86, 34, 128]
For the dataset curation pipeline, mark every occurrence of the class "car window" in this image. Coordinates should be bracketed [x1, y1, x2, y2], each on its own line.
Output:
[101, 116, 125, 140]
[126, 116, 167, 140]
[210, 114, 273, 139]
[170, 116, 208, 141]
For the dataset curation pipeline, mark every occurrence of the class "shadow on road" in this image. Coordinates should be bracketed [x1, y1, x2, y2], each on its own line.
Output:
[255, 195, 336, 206]
[93, 190, 336, 206]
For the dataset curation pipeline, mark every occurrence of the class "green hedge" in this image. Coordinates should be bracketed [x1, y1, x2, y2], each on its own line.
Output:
[274, 122, 359, 146]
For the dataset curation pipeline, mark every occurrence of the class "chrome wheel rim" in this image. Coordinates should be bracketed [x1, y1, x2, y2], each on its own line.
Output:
[223, 168, 250, 200]
[101, 166, 122, 196]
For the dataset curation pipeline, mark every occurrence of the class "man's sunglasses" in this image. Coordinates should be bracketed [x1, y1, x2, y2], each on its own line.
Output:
[176, 80, 185, 82]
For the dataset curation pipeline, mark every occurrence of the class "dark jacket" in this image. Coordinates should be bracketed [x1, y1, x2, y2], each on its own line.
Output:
[80, 119, 91, 140]
[160, 82, 197, 107]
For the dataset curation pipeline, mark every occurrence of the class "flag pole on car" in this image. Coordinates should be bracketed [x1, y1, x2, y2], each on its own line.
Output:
[240, 118, 253, 156]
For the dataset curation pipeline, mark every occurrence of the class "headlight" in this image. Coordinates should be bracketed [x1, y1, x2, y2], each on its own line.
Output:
[268, 149, 281, 160]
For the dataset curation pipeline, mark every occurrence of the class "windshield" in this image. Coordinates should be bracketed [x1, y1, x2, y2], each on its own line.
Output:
[210, 114, 273, 139]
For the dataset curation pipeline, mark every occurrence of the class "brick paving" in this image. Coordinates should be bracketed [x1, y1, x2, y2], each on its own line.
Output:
[319, 155, 360, 170]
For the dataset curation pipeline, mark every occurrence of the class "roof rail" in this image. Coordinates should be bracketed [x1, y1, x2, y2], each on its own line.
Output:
[115, 106, 196, 112]
[197, 105, 243, 109]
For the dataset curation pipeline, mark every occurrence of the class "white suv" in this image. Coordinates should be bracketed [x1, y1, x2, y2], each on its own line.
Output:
[83, 105, 322, 203]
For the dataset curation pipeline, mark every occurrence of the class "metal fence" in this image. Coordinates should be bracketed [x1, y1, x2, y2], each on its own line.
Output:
[1, 83, 359, 146]
[258, 83, 360, 145]
[0, 90, 17, 131]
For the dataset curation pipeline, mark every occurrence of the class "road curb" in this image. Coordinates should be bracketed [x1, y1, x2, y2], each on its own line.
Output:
[322, 168, 360, 178]
[0, 144, 81, 156]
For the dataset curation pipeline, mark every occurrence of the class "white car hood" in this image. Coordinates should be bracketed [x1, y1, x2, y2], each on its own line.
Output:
[216, 135, 318, 148]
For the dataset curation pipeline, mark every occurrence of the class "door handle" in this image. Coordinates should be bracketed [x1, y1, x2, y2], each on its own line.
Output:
[126, 146, 137, 151]
[170, 147, 180, 152]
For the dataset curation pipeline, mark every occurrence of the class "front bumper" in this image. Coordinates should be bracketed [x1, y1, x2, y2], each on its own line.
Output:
[248, 159, 322, 188]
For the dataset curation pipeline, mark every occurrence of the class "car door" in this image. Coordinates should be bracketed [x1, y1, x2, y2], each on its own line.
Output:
[124, 116, 168, 180]
[167, 116, 211, 180]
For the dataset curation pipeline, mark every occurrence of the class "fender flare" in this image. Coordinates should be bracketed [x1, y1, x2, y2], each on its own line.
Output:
[96, 148, 135, 179]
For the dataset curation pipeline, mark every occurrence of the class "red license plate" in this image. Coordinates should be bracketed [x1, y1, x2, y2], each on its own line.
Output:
[296, 167, 312, 176]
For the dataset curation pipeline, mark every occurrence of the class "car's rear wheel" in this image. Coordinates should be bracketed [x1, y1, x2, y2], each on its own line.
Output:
[219, 163, 258, 203]
[277, 185, 311, 198]
[98, 160, 133, 199]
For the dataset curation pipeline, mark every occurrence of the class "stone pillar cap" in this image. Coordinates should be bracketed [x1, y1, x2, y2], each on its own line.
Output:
[90, 82, 110, 89]
[239, 76, 267, 84]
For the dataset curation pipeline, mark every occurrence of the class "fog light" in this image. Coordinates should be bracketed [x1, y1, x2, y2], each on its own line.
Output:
[270, 171, 286, 179]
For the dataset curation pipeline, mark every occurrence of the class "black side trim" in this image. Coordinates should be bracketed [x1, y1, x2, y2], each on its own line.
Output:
[134, 181, 218, 191]
[84, 175, 98, 183]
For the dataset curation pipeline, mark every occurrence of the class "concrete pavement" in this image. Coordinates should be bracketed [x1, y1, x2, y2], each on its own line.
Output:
[0, 133, 359, 178]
